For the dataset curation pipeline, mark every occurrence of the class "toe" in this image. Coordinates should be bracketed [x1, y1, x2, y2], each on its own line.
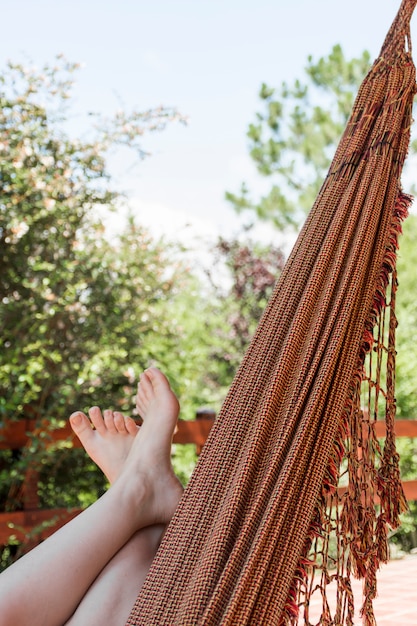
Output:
[88, 406, 106, 433]
[125, 416, 140, 436]
[113, 411, 128, 434]
[103, 409, 118, 433]
[136, 373, 152, 418]
[136, 395, 148, 420]
[145, 367, 172, 394]
[139, 371, 153, 400]
[69, 411, 94, 443]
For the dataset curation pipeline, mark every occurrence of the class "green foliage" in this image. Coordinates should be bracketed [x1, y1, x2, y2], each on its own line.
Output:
[0, 58, 208, 542]
[226, 45, 371, 230]
[395, 214, 417, 418]
[1, 60, 286, 562]
[383, 213, 417, 548]
[0, 58, 186, 418]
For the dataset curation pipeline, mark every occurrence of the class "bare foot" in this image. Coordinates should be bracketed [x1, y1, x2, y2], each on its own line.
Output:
[136, 367, 180, 438]
[71, 368, 183, 528]
[117, 367, 184, 526]
[70, 407, 139, 484]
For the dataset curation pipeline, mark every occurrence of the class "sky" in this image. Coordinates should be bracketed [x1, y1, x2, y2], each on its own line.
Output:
[2, 0, 414, 252]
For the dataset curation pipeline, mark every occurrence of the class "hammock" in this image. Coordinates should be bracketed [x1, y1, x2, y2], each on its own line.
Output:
[128, 2, 416, 624]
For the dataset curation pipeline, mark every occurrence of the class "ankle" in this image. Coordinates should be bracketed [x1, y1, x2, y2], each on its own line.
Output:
[108, 475, 152, 530]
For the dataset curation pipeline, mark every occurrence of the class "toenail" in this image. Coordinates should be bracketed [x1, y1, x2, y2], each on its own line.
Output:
[70, 412, 82, 425]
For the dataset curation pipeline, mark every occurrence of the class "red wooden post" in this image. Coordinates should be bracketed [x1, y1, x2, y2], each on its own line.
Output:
[20, 466, 41, 554]
[195, 408, 216, 455]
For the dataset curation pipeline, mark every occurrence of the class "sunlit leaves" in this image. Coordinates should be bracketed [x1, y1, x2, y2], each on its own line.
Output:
[0, 58, 194, 535]
[227, 45, 371, 230]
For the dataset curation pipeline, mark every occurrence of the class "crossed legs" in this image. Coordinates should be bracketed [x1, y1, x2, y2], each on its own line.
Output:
[0, 368, 183, 626]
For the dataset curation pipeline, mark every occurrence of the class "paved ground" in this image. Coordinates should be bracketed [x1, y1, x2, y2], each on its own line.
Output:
[307, 554, 417, 625]
[365, 554, 417, 625]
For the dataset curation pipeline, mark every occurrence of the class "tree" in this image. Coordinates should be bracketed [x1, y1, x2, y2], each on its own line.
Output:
[388, 214, 417, 551]
[226, 45, 372, 230]
[204, 237, 285, 394]
[0, 60, 289, 562]
[0, 58, 209, 565]
[0, 56, 191, 418]
[395, 215, 417, 418]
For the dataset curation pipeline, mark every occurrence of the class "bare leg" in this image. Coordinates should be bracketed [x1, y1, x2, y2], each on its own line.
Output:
[0, 368, 183, 626]
[64, 525, 165, 625]
[65, 369, 183, 625]
[63, 405, 162, 625]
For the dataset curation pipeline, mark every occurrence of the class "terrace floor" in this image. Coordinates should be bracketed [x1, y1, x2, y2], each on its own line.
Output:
[367, 553, 417, 625]
[307, 553, 417, 625]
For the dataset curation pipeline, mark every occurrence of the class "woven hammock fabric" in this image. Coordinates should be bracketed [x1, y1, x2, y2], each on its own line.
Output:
[128, 2, 416, 624]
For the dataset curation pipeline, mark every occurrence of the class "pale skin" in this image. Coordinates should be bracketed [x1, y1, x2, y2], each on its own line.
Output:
[0, 367, 184, 626]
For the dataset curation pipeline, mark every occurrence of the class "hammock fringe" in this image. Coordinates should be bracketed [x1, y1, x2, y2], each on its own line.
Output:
[285, 189, 412, 625]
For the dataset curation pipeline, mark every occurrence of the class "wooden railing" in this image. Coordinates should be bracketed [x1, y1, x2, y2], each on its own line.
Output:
[0, 415, 416, 548]
[0, 411, 216, 547]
